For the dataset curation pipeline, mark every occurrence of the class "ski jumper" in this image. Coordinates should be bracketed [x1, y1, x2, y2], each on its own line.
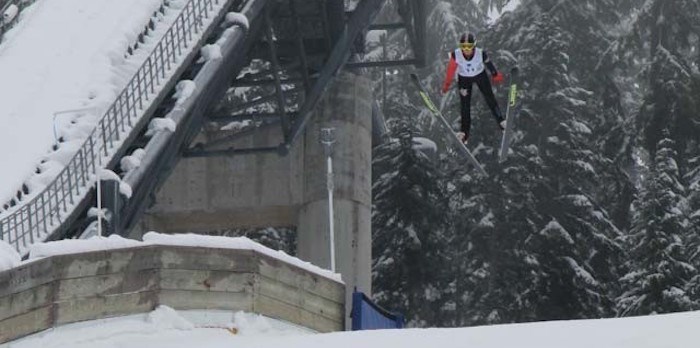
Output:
[442, 48, 504, 135]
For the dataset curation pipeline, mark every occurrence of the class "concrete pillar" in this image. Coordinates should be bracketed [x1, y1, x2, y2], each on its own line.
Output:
[296, 71, 373, 319]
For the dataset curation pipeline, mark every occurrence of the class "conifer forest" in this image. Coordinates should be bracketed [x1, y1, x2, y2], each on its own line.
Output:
[369, 0, 700, 327]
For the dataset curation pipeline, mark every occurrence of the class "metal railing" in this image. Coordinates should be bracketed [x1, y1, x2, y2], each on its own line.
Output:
[0, 0, 227, 254]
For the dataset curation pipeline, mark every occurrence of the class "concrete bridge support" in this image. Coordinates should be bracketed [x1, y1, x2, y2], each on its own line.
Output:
[135, 72, 373, 321]
[297, 72, 373, 307]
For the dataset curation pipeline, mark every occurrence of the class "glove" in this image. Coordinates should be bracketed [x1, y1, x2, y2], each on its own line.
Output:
[492, 71, 505, 85]
[441, 85, 449, 94]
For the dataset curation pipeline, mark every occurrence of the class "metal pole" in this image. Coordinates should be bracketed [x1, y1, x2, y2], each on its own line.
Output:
[96, 175, 102, 238]
[94, 146, 103, 238]
[321, 128, 336, 272]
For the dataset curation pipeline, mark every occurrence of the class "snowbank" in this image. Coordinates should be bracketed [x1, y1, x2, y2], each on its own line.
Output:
[17, 232, 341, 282]
[142, 232, 342, 282]
[225, 12, 249, 30]
[7, 305, 700, 348]
[6, 306, 311, 348]
[0, 239, 21, 272]
[27, 234, 142, 259]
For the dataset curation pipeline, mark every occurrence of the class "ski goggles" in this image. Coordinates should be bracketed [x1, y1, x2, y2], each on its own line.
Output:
[460, 42, 475, 51]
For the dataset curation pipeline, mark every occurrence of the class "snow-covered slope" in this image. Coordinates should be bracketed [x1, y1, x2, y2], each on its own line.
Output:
[4, 305, 700, 348]
[0, 0, 174, 206]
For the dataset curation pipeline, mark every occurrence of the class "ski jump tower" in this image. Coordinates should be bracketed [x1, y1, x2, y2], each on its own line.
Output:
[122, 0, 426, 317]
[0, 0, 427, 327]
[134, 72, 376, 309]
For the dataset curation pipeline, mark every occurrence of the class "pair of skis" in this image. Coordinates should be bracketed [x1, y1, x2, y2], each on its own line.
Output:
[410, 68, 520, 177]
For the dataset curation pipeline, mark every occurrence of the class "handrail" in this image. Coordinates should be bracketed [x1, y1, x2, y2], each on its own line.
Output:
[0, 0, 228, 254]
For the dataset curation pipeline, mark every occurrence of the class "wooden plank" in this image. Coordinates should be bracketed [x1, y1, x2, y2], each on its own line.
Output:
[0, 257, 54, 297]
[256, 275, 343, 321]
[256, 253, 344, 303]
[54, 291, 158, 325]
[157, 247, 258, 273]
[0, 305, 52, 344]
[52, 247, 160, 279]
[0, 282, 53, 321]
[254, 292, 343, 332]
[158, 269, 255, 293]
[55, 269, 159, 301]
[0, 246, 347, 342]
[158, 289, 254, 312]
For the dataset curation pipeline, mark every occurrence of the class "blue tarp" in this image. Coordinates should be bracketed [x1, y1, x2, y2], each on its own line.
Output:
[351, 291, 404, 330]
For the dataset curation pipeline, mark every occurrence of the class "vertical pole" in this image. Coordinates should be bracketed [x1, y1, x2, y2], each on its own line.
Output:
[321, 127, 336, 272]
[97, 177, 102, 237]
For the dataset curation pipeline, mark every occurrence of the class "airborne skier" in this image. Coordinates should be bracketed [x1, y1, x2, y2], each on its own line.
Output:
[441, 33, 505, 144]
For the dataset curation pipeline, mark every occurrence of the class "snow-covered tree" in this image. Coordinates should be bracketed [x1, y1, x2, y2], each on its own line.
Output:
[621, 0, 700, 164]
[371, 120, 452, 326]
[468, 1, 626, 321]
[617, 135, 696, 316]
[452, 146, 545, 325]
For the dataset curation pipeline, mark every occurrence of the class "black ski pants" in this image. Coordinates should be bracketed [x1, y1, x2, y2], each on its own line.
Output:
[457, 71, 503, 134]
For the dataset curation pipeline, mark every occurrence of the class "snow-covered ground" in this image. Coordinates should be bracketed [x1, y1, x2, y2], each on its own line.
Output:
[0, 0, 180, 206]
[1, 229, 699, 348]
[3, 305, 700, 348]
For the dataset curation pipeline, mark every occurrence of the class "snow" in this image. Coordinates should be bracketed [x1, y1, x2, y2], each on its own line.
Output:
[99, 169, 120, 181]
[478, 212, 495, 228]
[200, 44, 223, 62]
[225, 12, 249, 30]
[119, 182, 133, 199]
[120, 149, 145, 173]
[173, 80, 197, 106]
[16, 232, 341, 283]
[562, 256, 598, 286]
[571, 120, 592, 134]
[4, 307, 311, 348]
[146, 117, 177, 137]
[487, 0, 522, 25]
[0, 0, 174, 205]
[541, 219, 574, 245]
[563, 194, 593, 208]
[142, 232, 342, 282]
[86, 207, 107, 219]
[0, 239, 21, 272]
[27, 234, 142, 260]
[412, 137, 437, 153]
[6, 305, 700, 348]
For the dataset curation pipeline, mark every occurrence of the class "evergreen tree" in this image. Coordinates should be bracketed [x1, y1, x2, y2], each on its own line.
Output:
[465, 2, 625, 322]
[623, 0, 700, 165]
[454, 147, 545, 325]
[617, 135, 696, 316]
[371, 120, 452, 326]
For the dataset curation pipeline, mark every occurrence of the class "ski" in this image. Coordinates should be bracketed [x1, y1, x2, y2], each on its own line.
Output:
[410, 73, 488, 177]
[499, 67, 520, 162]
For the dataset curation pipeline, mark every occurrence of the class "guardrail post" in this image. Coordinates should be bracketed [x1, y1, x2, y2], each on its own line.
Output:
[41, 194, 48, 233]
[66, 167, 75, 205]
[27, 204, 34, 244]
[113, 111, 121, 140]
[15, 213, 23, 250]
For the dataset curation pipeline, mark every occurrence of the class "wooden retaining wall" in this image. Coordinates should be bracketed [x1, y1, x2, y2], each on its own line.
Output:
[0, 245, 344, 343]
